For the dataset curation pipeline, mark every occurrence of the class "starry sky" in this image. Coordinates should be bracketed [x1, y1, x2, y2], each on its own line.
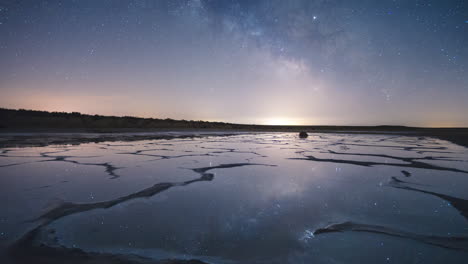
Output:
[0, 0, 467, 126]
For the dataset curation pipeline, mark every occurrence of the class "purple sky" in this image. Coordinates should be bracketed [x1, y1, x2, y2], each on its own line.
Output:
[1, 0, 467, 126]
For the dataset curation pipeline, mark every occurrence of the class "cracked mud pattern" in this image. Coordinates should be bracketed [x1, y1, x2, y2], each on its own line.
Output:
[1, 133, 468, 263]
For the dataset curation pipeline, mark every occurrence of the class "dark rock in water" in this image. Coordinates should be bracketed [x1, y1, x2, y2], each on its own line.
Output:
[299, 132, 308, 138]
[401, 170, 412, 177]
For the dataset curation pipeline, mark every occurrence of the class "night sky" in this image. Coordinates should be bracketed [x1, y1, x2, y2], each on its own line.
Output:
[1, 0, 467, 126]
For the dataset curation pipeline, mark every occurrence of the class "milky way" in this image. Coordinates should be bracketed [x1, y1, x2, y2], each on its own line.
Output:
[0, 0, 467, 126]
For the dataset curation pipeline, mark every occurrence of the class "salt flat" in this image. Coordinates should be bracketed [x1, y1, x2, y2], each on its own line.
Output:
[1, 133, 468, 263]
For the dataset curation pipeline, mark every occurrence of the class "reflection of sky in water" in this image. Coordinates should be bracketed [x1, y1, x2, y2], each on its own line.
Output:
[1, 133, 468, 263]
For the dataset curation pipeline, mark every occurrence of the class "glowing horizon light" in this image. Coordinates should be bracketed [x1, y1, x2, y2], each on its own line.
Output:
[262, 118, 304, 126]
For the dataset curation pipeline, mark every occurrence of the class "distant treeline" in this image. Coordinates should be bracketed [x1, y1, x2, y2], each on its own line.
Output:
[0, 108, 420, 131]
[0, 108, 244, 130]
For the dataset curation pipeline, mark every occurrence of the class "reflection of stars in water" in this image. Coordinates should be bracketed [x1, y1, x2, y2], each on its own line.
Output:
[299, 229, 315, 243]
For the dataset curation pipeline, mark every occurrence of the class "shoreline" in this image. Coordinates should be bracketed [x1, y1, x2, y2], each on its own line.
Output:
[0, 128, 467, 148]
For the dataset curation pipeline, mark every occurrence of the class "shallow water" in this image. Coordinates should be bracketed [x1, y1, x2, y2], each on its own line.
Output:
[1, 133, 468, 263]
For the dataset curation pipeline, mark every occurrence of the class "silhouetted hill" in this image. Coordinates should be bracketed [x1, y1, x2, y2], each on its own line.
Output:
[0, 108, 240, 130]
[0, 108, 419, 131]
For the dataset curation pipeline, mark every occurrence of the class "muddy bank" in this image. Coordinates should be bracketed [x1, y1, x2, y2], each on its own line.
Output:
[0, 131, 246, 148]
[1, 129, 468, 149]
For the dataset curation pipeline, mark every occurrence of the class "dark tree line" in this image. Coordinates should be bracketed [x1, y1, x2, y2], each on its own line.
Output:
[0, 108, 237, 129]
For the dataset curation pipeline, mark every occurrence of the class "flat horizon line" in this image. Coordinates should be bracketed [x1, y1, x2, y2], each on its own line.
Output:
[1, 107, 467, 129]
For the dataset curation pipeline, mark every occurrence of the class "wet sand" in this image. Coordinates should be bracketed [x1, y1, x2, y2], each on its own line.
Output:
[1, 128, 468, 149]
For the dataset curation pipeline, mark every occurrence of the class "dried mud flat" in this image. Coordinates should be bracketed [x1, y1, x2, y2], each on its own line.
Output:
[1, 132, 468, 263]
